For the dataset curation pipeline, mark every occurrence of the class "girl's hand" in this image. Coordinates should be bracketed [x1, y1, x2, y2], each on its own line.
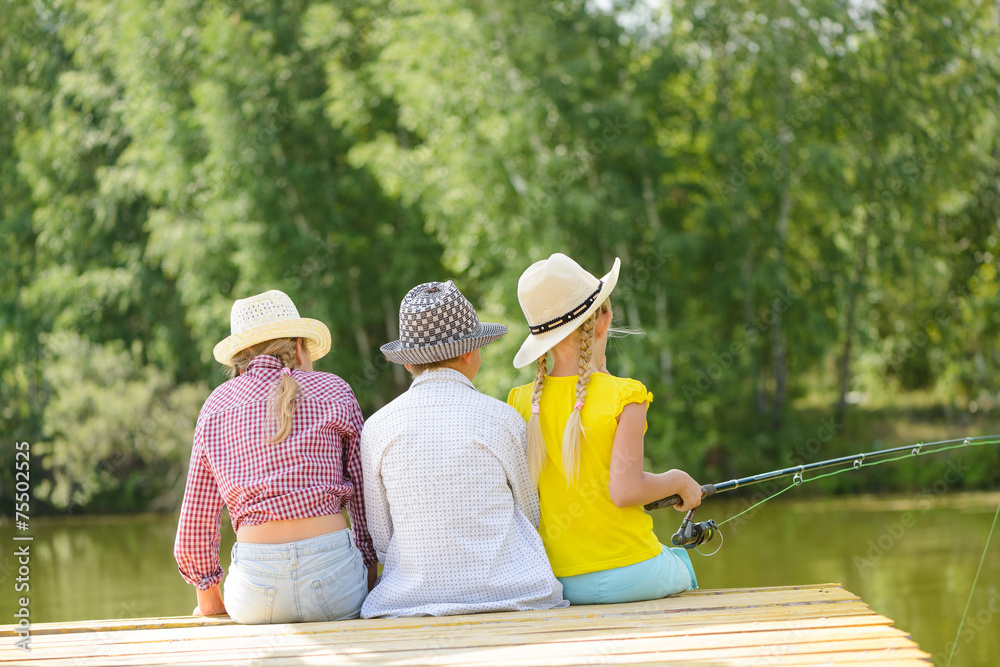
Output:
[194, 585, 227, 617]
[193, 603, 228, 616]
[672, 471, 703, 511]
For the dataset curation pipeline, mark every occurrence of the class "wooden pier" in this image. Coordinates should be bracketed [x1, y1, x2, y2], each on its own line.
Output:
[1, 583, 930, 665]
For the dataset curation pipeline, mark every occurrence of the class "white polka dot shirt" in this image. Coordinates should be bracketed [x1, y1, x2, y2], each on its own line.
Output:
[360, 368, 568, 618]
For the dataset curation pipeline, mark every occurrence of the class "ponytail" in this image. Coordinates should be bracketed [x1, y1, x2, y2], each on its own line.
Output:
[228, 337, 301, 444]
[268, 365, 299, 444]
[526, 355, 548, 484]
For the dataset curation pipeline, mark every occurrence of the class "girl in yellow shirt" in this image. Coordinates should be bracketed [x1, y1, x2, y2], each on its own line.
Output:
[507, 253, 702, 604]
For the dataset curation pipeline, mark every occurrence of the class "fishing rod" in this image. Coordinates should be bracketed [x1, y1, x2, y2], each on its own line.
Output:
[646, 434, 1000, 549]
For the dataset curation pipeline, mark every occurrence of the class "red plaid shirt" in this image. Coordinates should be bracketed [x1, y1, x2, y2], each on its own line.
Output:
[174, 355, 376, 590]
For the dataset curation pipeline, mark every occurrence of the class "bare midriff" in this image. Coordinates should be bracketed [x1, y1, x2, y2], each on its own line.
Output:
[236, 514, 348, 544]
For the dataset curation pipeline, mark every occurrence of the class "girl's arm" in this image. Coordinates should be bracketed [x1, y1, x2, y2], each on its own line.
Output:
[174, 438, 227, 613]
[608, 402, 702, 511]
[342, 395, 379, 572]
[193, 585, 226, 616]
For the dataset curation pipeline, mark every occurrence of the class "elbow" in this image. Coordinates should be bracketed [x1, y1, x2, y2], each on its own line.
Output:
[608, 484, 634, 508]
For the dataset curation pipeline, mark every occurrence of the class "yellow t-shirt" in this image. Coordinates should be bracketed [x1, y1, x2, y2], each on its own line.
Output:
[507, 373, 662, 577]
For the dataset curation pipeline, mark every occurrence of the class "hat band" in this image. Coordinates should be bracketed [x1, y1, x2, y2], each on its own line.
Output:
[528, 282, 603, 335]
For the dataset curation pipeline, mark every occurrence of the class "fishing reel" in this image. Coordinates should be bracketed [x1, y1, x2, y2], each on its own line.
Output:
[671, 509, 719, 550]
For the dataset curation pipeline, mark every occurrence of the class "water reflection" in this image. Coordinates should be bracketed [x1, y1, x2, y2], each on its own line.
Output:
[657, 493, 1000, 666]
[0, 513, 234, 623]
[1, 495, 996, 665]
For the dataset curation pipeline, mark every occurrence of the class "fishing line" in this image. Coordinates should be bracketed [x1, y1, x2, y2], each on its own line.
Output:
[946, 493, 1000, 667]
[717, 482, 797, 527]
[694, 529, 723, 556]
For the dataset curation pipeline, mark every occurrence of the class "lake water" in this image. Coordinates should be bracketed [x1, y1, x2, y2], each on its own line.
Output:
[2, 493, 998, 665]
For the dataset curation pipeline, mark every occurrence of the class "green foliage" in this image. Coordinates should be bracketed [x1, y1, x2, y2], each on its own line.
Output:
[37, 333, 205, 511]
[1, 0, 998, 514]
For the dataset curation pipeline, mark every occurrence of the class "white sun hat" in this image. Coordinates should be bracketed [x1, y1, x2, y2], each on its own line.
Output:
[512, 253, 621, 369]
[213, 290, 331, 366]
[381, 281, 508, 365]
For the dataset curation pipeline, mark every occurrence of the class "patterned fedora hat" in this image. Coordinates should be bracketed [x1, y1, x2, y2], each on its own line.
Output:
[381, 281, 508, 365]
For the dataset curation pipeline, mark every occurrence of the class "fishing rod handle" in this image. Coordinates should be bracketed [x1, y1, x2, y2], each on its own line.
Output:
[644, 484, 716, 511]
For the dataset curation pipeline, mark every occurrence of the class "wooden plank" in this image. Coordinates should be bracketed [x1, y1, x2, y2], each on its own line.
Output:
[2, 636, 927, 667]
[0, 629, 924, 666]
[2, 651, 932, 667]
[4, 617, 902, 653]
[0, 615, 232, 638]
[0, 584, 930, 667]
[8, 610, 899, 654]
[0, 620, 919, 663]
[579, 652, 931, 667]
[422, 639, 927, 667]
[1, 636, 931, 667]
[2, 616, 891, 661]
[620, 654, 931, 667]
[6, 601, 884, 654]
[0, 583, 854, 637]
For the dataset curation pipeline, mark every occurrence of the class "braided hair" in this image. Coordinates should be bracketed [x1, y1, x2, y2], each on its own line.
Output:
[526, 355, 548, 483]
[528, 300, 609, 485]
[559, 309, 598, 484]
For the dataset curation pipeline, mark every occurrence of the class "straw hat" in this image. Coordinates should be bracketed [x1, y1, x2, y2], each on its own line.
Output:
[213, 290, 331, 366]
[512, 253, 620, 368]
[381, 281, 508, 365]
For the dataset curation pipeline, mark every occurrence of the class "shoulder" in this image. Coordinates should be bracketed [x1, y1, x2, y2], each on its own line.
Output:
[296, 370, 360, 404]
[361, 394, 398, 431]
[592, 373, 647, 392]
[482, 392, 526, 423]
[359, 389, 411, 443]
[608, 374, 649, 395]
[435, 383, 526, 436]
[507, 381, 533, 409]
[470, 392, 527, 443]
[197, 377, 244, 420]
[591, 373, 652, 411]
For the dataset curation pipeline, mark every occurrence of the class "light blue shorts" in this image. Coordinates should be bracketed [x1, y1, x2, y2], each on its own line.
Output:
[225, 528, 367, 624]
[557, 545, 697, 605]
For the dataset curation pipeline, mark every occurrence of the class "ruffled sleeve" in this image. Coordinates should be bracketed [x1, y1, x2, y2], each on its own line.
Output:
[506, 383, 533, 423]
[615, 377, 653, 422]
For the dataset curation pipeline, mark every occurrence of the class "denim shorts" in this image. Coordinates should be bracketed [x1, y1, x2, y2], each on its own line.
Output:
[557, 545, 698, 605]
[225, 528, 367, 624]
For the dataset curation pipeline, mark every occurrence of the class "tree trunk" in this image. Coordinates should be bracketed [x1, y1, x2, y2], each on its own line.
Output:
[614, 241, 640, 380]
[836, 228, 869, 424]
[347, 271, 374, 382]
[835, 288, 856, 426]
[770, 60, 795, 428]
[771, 156, 794, 428]
[640, 169, 673, 387]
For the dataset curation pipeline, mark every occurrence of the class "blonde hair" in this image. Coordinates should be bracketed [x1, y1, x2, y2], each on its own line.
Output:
[227, 337, 302, 444]
[526, 355, 548, 483]
[527, 300, 610, 485]
[406, 358, 455, 376]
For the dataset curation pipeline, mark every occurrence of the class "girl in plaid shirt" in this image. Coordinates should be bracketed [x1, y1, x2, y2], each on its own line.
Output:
[174, 290, 377, 623]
